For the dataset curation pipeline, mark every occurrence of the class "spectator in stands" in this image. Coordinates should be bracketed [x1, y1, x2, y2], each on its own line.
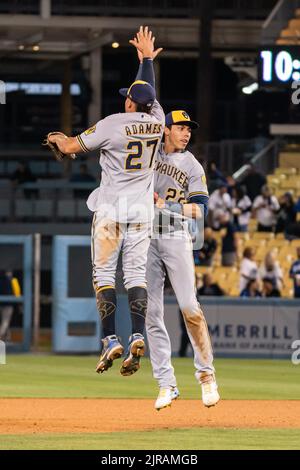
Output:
[194, 227, 217, 266]
[225, 175, 237, 197]
[0, 270, 21, 341]
[289, 247, 300, 298]
[231, 185, 252, 232]
[208, 183, 232, 230]
[220, 213, 238, 267]
[207, 161, 227, 193]
[240, 279, 261, 298]
[262, 278, 281, 298]
[197, 273, 225, 296]
[275, 192, 296, 234]
[70, 163, 96, 198]
[252, 185, 280, 232]
[11, 161, 36, 198]
[240, 247, 258, 292]
[242, 163, 266, 201]
[259, 251, 283, 290]
[11, 162, 35, 186]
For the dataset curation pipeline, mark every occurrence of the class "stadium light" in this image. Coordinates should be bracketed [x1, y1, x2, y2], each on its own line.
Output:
[242, 82, 259, 95]
[112, 42, 120, 49]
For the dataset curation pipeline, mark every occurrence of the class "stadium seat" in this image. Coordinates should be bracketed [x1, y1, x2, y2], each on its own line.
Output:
[30, 161, 47, 175]
[248, 219, 257, 232]
[15, 200, 33, 218]
[7, 161, 18, 173]
[0, 200, 10, 218]
[235, 232, 250, 241]
[77, 199, 91, 218]
[275, 167, 297, 175]
[280, 179, 300, 190]
[195, 266, 212, 276]
[291, 239, 300, 248]
[34, 200, 54, 218]
[57, 200, 76, 219]
[252, 232, 274, 240]
[268, 239, 290, 248]
[244, 239, 266, 248]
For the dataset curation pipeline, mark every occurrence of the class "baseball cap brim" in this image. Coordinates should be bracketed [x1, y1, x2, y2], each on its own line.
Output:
[119, 88, 128, 97]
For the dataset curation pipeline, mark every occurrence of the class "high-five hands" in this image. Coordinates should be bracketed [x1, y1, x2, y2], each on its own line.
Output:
[130, 25, 163, 62]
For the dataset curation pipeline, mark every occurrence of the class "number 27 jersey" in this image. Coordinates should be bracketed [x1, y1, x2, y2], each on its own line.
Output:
[76, 100, 164, 223]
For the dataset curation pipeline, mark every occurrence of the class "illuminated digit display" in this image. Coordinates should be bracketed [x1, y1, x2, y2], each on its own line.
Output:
[258, 46, 300, 86]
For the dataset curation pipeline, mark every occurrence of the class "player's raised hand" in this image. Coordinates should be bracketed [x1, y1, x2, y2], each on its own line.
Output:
[129, 25, 163, 61]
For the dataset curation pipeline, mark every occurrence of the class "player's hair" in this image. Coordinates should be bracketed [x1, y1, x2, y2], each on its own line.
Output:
[136, 102, 153, 114]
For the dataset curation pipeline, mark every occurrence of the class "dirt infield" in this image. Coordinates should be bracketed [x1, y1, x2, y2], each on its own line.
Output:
[0, 399, 300, 434]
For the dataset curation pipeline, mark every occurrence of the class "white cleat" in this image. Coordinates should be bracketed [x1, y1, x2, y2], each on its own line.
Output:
[155, 386, 180, 411]
[171, 386, 180, 401]
[201, 375, 220, 408]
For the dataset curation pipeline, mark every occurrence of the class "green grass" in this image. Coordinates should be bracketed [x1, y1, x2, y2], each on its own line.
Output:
[1, 355, 299, 450]
[0, 429, 300, 450]
[0, 355, 299, 400]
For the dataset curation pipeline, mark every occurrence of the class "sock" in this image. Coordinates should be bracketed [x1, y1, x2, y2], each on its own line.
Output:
[128, 286, 147, 335]
[95, 286, 116, 338]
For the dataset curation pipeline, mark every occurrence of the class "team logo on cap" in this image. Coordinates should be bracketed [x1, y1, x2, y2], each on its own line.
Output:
[182, 111, 190, 120]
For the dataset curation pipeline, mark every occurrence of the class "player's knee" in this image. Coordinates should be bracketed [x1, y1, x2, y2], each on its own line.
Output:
[125, 280, 147, 290]
[92, 269, 115, 288]
[179, 298, 200, 317]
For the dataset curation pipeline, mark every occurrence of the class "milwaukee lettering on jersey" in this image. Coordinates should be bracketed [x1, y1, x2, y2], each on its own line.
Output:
[155, 161, 188, 189]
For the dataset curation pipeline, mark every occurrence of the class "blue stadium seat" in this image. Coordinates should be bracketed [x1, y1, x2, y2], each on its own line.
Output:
[57, 200, 76, 219]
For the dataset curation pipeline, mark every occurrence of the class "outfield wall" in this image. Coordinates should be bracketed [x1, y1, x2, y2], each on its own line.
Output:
[53, 294, 300, 359]
[52, 235, 300, 359]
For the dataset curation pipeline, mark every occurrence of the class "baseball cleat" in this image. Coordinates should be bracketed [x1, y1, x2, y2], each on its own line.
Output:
[200, 374, 220, 408]
[96, 335, 124, 374]
[171, 386, 180, 401]
[155, 386, 180, 411]
[120, 333, 145, 376]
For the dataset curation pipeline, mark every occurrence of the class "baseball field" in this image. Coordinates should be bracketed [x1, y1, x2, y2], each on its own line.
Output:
[0, 355, 299, 450]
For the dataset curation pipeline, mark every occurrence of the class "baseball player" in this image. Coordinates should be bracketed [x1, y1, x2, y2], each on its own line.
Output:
[48, 27, 164, 376]
[146, 111, 220, 410]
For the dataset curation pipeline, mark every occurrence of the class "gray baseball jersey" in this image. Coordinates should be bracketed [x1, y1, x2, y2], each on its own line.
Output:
[153, 145, 208, 233]
[146, 145, 214, 388]
[77, 101, 164, 223]
[154, 144, 208, 202]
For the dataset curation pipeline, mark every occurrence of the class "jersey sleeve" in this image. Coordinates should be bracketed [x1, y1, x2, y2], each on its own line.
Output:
[150, 99, 165, 125]
[187, 160, 209, 199]
[76, 116, 111, 153]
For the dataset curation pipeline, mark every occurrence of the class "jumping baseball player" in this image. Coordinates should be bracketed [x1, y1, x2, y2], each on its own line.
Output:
[48, 27, 164, 377]
[146, 111, 220, 410]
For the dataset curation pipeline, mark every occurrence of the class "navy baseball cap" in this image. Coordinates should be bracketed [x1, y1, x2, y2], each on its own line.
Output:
[119, 80, 156, 107]
[165, 110, 199, 129]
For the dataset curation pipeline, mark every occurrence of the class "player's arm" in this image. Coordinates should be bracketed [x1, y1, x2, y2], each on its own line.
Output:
[48, 134, 82, 154]
[76, 118, 110, 153]
[130, 25, 163, 87]
[185, 159, 209, 218]
[156, 198, 207, 220]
